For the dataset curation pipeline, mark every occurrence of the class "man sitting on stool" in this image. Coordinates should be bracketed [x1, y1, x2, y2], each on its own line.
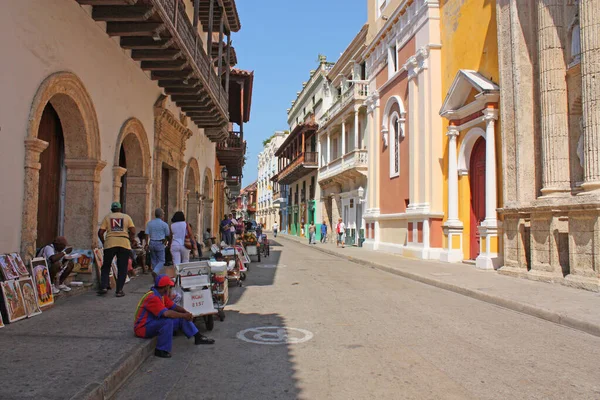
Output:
[134, 274, 215, 358]
[38, 236, 74, 295]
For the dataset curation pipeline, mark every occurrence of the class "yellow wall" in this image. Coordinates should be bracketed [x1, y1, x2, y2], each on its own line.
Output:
[440, 0, 500, 260]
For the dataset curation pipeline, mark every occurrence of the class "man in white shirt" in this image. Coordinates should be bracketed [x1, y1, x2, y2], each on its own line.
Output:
[229, 214, 238, 245]
[38, 236, 74, 294]
[272, 222, 278, 237]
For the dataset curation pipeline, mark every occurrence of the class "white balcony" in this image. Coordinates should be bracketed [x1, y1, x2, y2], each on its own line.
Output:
[318, 149, 368, 184]
[322, 80, 369, 124]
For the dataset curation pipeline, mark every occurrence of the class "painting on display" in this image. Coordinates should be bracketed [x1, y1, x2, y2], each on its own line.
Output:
[10, 253, 30, 277]
[71, 250, 93, 274]
[30, 257, 54, 308]
[0, 254, 20, 281]
[1, 279, 27, 322]
[18, 277, 42, 317]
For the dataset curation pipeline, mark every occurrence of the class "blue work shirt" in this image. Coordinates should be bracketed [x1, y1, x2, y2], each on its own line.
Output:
[145, 218, 170, 241]
[321, 224, 327, 234]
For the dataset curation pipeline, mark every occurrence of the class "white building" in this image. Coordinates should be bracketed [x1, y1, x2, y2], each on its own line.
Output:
[257, 131, 287, 230]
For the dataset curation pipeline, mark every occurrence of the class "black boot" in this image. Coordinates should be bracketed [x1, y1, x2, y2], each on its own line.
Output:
[194, 333, 215, 345]
[154, 349, 172, 358]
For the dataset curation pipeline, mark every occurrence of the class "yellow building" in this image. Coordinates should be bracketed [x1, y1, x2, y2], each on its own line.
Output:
[438, 0, 501, 268]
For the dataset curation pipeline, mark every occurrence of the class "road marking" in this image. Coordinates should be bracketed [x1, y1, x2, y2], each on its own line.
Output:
[236, 326, 313, 345]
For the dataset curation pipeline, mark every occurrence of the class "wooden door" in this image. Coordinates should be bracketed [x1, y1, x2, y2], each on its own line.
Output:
[37, 104, 64, 247]
[161, 166, 170, 221]
[469, 138, 486, 259]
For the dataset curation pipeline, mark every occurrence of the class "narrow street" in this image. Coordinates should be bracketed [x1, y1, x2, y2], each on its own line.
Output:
[116, 238, 600, 400]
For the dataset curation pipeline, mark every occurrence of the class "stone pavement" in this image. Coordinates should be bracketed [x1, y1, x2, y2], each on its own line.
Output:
[278, 233, 600, 338]
[0, 273, 158, 400]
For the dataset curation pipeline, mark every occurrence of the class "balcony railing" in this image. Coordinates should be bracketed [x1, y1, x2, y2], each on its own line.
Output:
[150, 0, 229, 116]
[319, 149, 368, 181]
[322, 80, 369, 123]
[217, 131, 244, 150]
[277, 151, 319, 184]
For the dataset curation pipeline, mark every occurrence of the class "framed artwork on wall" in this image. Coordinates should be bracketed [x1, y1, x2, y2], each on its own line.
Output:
[1, 280, 27, 322]
[0, 254, 20, 281]
[10, 253, 30, 277]
[71, 250, 93, 274]
[30, 257, 54, 309]
[19, 278, 42, 317]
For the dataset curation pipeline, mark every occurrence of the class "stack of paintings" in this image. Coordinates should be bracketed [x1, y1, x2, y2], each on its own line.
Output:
[0, 253, 43, 325]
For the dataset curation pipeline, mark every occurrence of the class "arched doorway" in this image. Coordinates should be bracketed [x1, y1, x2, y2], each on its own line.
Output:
[469, 138, 486, 259]
[184, 159, 201, 238]
[113, 118, 151, 230]
[36, 103, 66, 247]
[22, 72, 104, 259]
[202, 168, 213, 236]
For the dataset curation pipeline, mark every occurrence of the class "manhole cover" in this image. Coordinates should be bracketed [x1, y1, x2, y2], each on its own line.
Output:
[236, 326, 313, 345]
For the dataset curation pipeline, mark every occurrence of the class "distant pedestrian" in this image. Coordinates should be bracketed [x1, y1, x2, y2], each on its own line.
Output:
[272, 222, 278, 237]
[145, 208, 170, 274]
[336, 218, 346, 248]
[308, 222, 316, 244]
[320, 221, 328, 243]
[98, 202, 136, 297]
[220, 215, 231, 245]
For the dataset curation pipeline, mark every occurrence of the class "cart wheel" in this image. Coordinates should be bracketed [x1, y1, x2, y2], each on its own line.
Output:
[204, 314, 214, 331]
[258, 253, 261, 262]
[238, 280, 243, 287]
[218, 310, 225, 321]
[240, 272, 246, 281]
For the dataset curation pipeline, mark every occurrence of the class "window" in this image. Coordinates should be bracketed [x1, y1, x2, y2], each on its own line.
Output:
[388, 44, 398, 79]
[312, 95, 316, 105]
[377, 0, 386, 18]
[389, 111, 403, 178]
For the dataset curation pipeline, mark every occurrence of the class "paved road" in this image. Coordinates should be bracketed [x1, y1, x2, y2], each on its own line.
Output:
[115, 239, 600, 400]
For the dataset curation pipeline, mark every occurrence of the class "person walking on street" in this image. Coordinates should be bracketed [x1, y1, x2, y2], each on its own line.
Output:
[145, 208, 170, 274]
[98, 202, 136, 297]
[134, 274, 215, 358]
[229, 214, 237, 245]
[272, 222, 278, 237]
[336, 218, 346, 248]
[170, 211, 197, 266]
[308, 222, 316, 244]
[320, 221, 328, 244]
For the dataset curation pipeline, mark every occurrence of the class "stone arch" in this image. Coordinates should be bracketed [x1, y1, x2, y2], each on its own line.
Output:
[381, 95, 406, 149]
[184, 158, 201, 237]
[458, 127, 486, 175]
[201, 167, 214, 236]
[22, 71, 105, 259]
[113, 118, 152, 230]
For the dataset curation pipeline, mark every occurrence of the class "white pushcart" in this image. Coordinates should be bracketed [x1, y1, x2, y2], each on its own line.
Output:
[176, 261, 218, 331]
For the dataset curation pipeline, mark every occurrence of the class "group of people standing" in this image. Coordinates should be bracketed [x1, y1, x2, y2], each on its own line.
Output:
[305, 218, 346, 248]
[219, 214, 239, 246]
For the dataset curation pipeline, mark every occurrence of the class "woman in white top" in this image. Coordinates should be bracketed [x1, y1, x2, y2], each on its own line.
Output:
[169, 211, 196, 265]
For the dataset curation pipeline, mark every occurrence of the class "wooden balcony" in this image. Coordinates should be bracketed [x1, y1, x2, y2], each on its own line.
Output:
[277, 152, 318, 185]
[77, 0, 230, 141]
[216, 130, 245, 176]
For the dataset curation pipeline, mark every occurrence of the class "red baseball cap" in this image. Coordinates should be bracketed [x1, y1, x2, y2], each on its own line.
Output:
[155, 274, 175, 288]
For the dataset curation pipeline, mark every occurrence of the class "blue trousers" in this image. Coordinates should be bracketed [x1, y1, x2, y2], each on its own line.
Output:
[144, 317, 199, 352]
[149, 241, 166, 273]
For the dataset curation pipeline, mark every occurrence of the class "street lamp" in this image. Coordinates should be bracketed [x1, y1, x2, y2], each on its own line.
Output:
[220, 166, 228, 180]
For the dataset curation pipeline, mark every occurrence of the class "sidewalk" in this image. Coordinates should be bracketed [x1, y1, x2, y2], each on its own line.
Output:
[278, 234, 600, 338]
[0, 274, 157, 400]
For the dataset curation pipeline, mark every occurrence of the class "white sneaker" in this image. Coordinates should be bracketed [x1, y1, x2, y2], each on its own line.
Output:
[52, 285, 60, 295]
[58, 284, 72, 292]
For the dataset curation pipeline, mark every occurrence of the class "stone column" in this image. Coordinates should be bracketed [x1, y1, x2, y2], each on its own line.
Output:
[446, 125, 460, 225]
[317, 136, 322, 167]
[580, 0, 600, 190]
[373, 95, 381, 210]
[20, 138, 49, 260]
[537, 0, 571, 194]
[483, 108, 499, 227]
[341, 119, 346, 156]
[354, 107, 359, 151]
[326, 130, 331, 164]
[112, 166, 127, 202]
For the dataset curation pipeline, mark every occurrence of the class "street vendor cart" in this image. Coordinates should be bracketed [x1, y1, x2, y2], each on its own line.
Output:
[241, 232, 260, 262]
[209, 261, 228, 321]
[220, 247, 244, 286]
[176, 261, 217, 331]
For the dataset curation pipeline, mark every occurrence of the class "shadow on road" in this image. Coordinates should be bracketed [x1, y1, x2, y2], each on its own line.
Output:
[115, 310, 302, 400]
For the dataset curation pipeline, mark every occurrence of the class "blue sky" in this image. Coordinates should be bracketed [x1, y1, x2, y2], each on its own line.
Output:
[234, 0, 367, 185]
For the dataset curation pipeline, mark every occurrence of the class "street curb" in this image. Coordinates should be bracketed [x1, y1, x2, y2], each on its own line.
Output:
[278, 235, 600, 339]
[70, 337, 157, 400]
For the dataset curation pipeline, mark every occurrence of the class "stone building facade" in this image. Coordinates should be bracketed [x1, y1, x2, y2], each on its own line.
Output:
[2, 0, 248, 260]
[497, 0, 600, 290]
[257, 131, 286, 230]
